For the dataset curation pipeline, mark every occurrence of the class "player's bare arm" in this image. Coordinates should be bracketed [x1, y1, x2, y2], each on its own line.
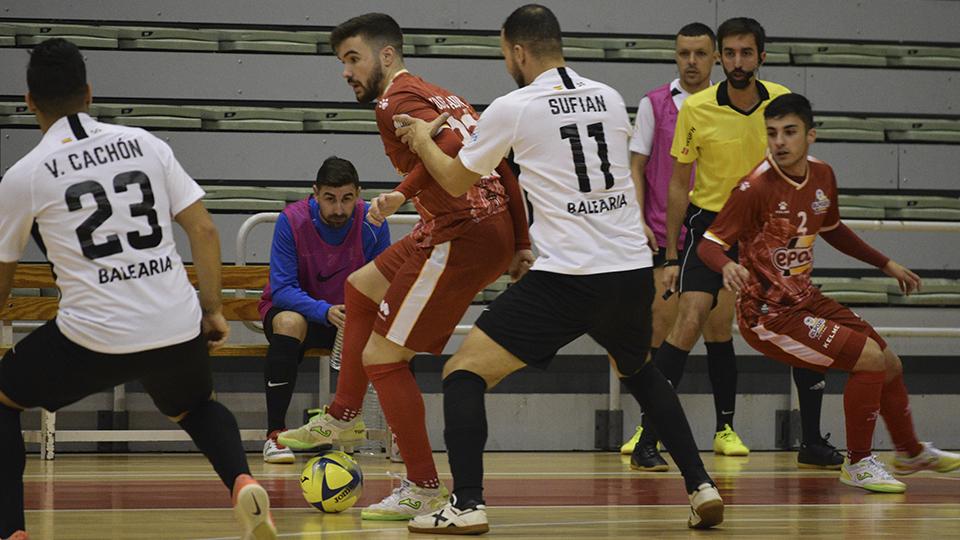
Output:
[174, 200, 229, 349]
[0, 261, 17, 306]
[630, 152, 659, 253]
[663, 159, 694, 289]
[394, 113, 482, 197]
[367, 191, 406, 226]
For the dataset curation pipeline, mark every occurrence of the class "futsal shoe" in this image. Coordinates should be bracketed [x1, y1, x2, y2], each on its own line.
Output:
[797, 434, 844, 470]
[278, 406, 365, 451]
[839, 455, 906, 493]
[620, 424, 643, 454]
[713, 424, 750, 456]
[630, 441, 669, 472]
[687, 483, 724, 529]
[262, 430, 295, 464]
[232, 474, 278, 540]
[407, 496, 489, 535]
[893, 442, 960, 475]
[362, 476, 450, 520]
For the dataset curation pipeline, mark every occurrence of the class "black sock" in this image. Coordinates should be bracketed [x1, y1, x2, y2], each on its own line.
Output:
[264, 334, 303, 433]
[442, 370, 487, 508]
[0, 404, 25, 537]
[654, 341, 689, 389]
[793, 367, 826, 445]
[621, 364, 712, 493]
[706, 340, 737, 431]
[178, 400, 251, 491]
[637, 347, 662, 447]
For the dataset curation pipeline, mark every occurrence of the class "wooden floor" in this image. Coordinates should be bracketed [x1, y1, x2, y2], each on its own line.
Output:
[22, 450, 960, 539]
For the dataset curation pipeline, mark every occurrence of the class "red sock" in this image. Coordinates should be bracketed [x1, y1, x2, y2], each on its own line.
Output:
[844, 370, 885, 464]
[365, 361, 440, 489]
[329, 282, 376, 422]
[879, 373, 923, 457]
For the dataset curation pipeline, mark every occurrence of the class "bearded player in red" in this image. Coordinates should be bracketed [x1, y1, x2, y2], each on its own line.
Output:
[279, 13, 532, 520]
[698, 93, 960, 493]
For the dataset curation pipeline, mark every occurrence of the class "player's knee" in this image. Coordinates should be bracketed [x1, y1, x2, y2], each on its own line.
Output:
[854, 338, 886, 372]
[168, 392, 217, 423]
[883, 348, 903, 379]
[442, 355, 501, 388]
[271, 311, 307, 340]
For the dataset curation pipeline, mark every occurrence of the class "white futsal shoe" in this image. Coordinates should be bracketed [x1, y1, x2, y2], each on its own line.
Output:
[687, 482, 724, 529]
[407, 495, 489, 535]
[840, 455, 906, 493]
[362, 475, 449, 521]
[277, 406, 365, 451]
[262, 430, 295, 464]
[893, 442, 960, 475]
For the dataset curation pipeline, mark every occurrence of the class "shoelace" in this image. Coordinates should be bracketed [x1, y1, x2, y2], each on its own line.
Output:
[380, 472, 414, 504]
[862, 456, 897, 480]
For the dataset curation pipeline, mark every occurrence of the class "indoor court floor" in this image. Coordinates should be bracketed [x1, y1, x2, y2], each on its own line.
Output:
[22, 450, 960, 539]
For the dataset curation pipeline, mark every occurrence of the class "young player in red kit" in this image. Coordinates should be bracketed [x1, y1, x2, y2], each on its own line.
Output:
[698, 93, 960, 493]
[279, 13, 532, 520]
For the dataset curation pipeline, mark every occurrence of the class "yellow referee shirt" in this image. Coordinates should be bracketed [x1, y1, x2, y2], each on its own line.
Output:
[670, 80, 790, 212]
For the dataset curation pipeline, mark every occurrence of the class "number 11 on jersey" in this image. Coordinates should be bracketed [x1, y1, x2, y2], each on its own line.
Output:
[559, 122, 613, 193]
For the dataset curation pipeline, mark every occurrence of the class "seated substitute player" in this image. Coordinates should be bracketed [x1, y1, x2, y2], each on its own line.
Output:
[697, 93, 960, 493]
[258, 156, 389, 464]
[278, 13, 532, 521]
[393, 5, 723, 533]
[0, 39, 277, 539]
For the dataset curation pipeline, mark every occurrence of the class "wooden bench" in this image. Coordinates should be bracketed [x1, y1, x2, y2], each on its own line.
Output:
[1, 263, 396, 459]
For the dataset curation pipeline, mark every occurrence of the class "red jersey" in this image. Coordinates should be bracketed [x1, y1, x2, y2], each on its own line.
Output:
[704, 155, 841, 325]
[376, 72, 509, 246]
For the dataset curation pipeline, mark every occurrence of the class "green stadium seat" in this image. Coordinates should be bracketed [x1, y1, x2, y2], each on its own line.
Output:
[115, 27, 220, 52]
[813, 277, 888, 304]
[0, 102, 36, 126]
[217, 29, 323, 54]
[763, 43, 791, 65]
[881, 118, 960, 143]
[790, 43, 890, 67]
[838, 206, 885, 219]
[97, 104, 204, 129]
[203, 186, 309, 202]
[11, 23, 119, 49]
[302, 109, 378, 133]
[563, 46, 605, 59]
[201, 107, 305, 131]
[886, 46, 960, 69]
[321, 36, 411, 55]
[0, 24, 16, 46]
[583, 37, 674, 61]
[884, 278, 960, 306]
[409, 34, 501, 57]
[839, 194, 960, 220]
[813, 116, 885, 142]
[202, 199, 287, 212]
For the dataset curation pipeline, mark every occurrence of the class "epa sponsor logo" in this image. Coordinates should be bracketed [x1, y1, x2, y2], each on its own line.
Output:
[772, 234, 815, 276]
[812, 188, 830, 214]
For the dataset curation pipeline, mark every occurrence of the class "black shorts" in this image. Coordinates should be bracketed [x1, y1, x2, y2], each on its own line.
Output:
[0, 320, 212, 416]
[475, 268, 654, 372]
[678, 204, 738, 297]
[262, 306, 338, 356]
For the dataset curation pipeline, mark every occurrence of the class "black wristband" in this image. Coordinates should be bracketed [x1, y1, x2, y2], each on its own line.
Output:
[662, 258, 679, 268]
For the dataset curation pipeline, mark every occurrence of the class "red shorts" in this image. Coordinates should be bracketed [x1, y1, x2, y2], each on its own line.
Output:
[740, 290, 887, 374]
[373, 211, 514, 354]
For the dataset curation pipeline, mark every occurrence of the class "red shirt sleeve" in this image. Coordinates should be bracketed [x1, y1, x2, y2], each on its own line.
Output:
[819, 223, 890, 269]
[705, 180, 760, 249]
[698, 237, 734, 274]
[496, 161, 531, 250]
[376, 90, 442, 176]
[820, 164, 842, 232]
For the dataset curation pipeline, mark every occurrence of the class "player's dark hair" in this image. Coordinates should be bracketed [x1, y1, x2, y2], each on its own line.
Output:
[717, 17, 765, 54]
[764, 93, 814, 130]
[315, 156, 360, 189]
[502, 4, 563, 58]
[677, 22, 716, 49]
[27, 38, 88, 115]
[330, 12, 403, 58]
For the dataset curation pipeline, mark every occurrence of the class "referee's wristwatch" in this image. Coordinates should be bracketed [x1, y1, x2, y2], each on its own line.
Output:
[662, 258, 679, 268]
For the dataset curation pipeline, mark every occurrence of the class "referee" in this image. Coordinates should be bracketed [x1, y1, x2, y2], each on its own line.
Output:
[659, 17, 842, 468]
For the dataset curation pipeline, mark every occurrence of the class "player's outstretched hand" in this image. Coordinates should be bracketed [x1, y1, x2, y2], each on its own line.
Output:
[882, 260, 921, 295]
[508, 249, 535, 282]
[327, 304, 346, 330]
[202, 310, 230, 351]
[368, 191, 406, 226]
[721, 261, 750, 293]
[394, 112, 451, 155]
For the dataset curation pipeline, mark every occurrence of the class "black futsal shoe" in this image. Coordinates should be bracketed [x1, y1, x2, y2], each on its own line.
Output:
[797, 434, 844, 470]
[630, 441, 669, 472]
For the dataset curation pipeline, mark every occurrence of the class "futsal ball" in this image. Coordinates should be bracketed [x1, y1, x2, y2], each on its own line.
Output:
[300, 449, 363, 512]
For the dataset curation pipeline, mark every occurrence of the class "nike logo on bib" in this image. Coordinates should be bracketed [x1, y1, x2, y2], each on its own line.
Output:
[267, 381, 289, 388]
[317, 268, 345, 282]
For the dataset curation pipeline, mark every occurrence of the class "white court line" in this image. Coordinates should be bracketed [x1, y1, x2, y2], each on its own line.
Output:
[188, 515, 960, 540]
